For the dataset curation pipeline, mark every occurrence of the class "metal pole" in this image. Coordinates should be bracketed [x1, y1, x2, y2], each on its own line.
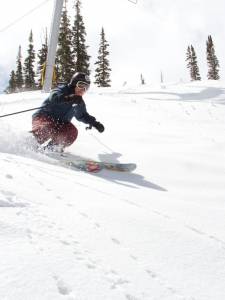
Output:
[0, 106, 45, 118]
[42, 0, 64, 92]
[160, 71, 164, 84]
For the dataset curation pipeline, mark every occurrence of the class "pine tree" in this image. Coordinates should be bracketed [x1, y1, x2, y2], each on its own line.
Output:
[206, 35, 220, 80]
[15, 45, 23, 91]
[186, 45, 201, 81]
[56, 1, 74, 82]
[140, 73, 145, 85]
[94, 27, 111, 87]
[186, 45, 192, 78]
[72, 0, 90, 75]
[190, 45, 201, 81]
[23, 30, 36, 90]
[37, 29, 48, 88]
[7, 70, 17, 93]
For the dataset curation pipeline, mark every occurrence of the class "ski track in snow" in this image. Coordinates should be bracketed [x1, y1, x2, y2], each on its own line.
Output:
[0, 154, 222, 300]
[0, 154, 201, 300]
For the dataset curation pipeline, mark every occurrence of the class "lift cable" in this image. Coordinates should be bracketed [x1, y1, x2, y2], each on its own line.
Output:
[0, 0, 52, 34]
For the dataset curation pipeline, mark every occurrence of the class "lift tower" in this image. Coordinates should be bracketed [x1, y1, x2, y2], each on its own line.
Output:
[42, 0, 63, 92]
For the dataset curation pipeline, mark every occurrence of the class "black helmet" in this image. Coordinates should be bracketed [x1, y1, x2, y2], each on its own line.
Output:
[69, 72, 91, 88]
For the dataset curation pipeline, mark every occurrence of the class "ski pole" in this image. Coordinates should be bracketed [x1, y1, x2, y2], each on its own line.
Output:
[0, 99, 75, 119]
[0, 106, 45, 118]
[86, 125, 115, 153]
[90, 132, 115, 153]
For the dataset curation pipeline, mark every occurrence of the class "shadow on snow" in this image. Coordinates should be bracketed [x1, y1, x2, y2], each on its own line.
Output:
[96, 152, 167, 192]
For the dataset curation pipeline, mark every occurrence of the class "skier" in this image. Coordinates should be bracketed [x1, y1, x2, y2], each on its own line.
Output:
[32, 72, 104, 152]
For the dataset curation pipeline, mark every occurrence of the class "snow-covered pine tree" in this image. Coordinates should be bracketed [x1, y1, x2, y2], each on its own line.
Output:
[190, 45, 201, 81]
[186, 45, 201, 81]
[15, 45, 24, 91]
[23, 30, 36, 90]
[72, 0, 90, 75]
[94, 27, 111, 87]
[37, 29, 48, 88]
[56, 1, 74, 82]
[7, 70, 17, 93]
[206, 35, 220, 80]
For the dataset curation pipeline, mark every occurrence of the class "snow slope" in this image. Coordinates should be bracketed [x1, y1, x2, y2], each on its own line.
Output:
[0, 81, 225, 300]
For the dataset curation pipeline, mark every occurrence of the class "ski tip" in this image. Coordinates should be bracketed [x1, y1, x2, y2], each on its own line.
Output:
[121, 163, 137, 172]
[129, 163, 137, 171]
[103, 162, 137, 172]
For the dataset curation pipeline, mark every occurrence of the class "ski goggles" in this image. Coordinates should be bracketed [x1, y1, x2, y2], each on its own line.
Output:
[76, 81, 90, 91]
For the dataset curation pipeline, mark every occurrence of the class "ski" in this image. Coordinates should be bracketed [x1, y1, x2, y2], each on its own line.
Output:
[44, 151, 136, 173]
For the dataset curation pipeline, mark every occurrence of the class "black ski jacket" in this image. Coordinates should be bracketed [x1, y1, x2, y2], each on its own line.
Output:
[32, 84, 96, 125]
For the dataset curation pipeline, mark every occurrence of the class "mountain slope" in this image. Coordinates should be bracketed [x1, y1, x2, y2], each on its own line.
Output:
[0, 81, 225, 300]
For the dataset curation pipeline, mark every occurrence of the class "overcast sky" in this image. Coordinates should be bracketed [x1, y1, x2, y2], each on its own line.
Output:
[0, 0, 224, 90]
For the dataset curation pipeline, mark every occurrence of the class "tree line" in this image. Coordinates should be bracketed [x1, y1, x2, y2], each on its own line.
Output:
[6, 0, 111, 93]
[186, 35, 220, 81]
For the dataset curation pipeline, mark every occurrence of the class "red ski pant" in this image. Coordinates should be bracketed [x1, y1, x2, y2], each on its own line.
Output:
[32, 115, 78, 147]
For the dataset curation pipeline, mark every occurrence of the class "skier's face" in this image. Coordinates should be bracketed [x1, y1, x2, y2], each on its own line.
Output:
[74, 81, 90, 96]
[75, 86, 86, 96]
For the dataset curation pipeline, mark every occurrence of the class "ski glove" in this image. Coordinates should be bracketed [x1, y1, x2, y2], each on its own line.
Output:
[93, 121, 105, 133]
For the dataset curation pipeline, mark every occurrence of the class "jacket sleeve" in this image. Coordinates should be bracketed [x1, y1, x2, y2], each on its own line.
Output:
[74, 101, 96, 125]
